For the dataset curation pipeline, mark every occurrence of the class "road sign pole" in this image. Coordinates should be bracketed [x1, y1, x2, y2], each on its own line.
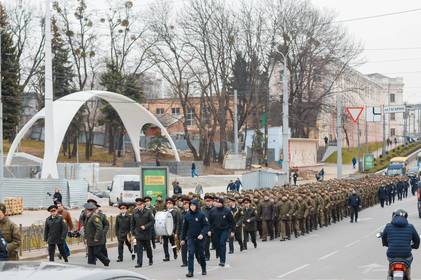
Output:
[357, 120, 361, 172]
[365, 107, 368, 156]
[382, 105, 386, 156]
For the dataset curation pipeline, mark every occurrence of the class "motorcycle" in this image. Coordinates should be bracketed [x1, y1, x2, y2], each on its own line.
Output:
[376, 232, 412, 280]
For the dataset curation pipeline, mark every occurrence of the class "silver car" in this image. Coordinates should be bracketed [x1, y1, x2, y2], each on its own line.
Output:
[0, 262, 148, 280]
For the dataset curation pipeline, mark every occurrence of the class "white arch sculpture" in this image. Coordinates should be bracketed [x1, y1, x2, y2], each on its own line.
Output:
[6, 90, 180, 178]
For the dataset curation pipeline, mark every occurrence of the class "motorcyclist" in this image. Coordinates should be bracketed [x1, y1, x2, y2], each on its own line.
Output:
[381, 209, 420, 279]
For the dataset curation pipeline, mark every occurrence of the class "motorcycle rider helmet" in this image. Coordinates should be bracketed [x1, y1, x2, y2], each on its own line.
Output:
[392, 209, 408, 219]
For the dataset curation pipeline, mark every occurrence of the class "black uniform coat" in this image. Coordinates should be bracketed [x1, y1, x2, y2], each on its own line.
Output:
[115, 213, 131, 240]
[242, 207, 257, 232]
[131, 208, 155, 241]
[44, 215, 68, 244]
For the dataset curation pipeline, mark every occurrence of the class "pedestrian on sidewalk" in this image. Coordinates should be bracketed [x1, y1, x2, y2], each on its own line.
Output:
[174, 182, 183, 196]
[44, 205, 68, 262]
[194, 183, 204, 197]
[234, 178, 242, 192]
[0, 203, 21, 261]
[53, 188, 62, 204]
[292, 172, 298, 186]
[56, 202, 73, 258]
[191, 162, 199, 178]
[352, 157, 357, 169]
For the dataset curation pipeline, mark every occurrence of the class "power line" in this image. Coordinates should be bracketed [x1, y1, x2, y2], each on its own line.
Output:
[334, 7, 421, 23]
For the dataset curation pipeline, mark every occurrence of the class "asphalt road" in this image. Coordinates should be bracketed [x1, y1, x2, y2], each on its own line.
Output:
[63, 194, 421, 280]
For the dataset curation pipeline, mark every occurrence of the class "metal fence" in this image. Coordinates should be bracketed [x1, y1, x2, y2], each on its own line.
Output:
[0, 178, 88, 209]
[242, 169, 288, 189]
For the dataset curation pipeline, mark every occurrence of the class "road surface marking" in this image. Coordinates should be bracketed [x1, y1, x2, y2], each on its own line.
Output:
[359, 263, 387, 274]
[277, 264, 310, 278]
[318, 250, 338, 260]
[345, 239, 361, 248]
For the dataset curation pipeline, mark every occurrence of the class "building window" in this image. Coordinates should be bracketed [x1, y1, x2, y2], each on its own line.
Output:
[390, 128, 396, 136]
[171, 107, 180, 116]
[186, 107, 194, 126]
[390, 94, 395, 103]
[390, 113, 395, 121]
[156, 108, 164, 115]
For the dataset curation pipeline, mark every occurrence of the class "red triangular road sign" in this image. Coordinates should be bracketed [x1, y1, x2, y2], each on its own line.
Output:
[346, 107, 364, 123]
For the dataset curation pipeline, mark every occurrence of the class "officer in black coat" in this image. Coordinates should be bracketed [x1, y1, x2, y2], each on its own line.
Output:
[180, 199, 209, 278]
[347, 190, 361, 223]
[397, 181, 404, 201]
[162, 198, 181, 261]
[95, 204, 109, 258]
[180, 196, 191, 267]
[84, 203, 110, 266]
[378, 186, 388, 208]
[228, 197, 244, 253]
[242, 197, 257, 249]
[115, 203, 133, 262]
[208, 197, 235, 267]
[44, 205, 68, 262]
[131, 198, 155, 268]
[201, 195, 214, 261]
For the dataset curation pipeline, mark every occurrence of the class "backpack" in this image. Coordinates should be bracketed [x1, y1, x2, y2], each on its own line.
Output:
[0, 231, 8, 260]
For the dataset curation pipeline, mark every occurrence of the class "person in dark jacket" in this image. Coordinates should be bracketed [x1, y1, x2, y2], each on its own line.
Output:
[258, 196, 274, 241]
[234, 178, 242, 192]
[201, 195, 214, 260]
[226, 180, 236, 192]
[228, 197, 243, 253]
[208, 197, 235, 267]
[44, 205, 68, 262]
[191, 162, 199, 177]
[95, 204, 109, 258]
[53, 188, 62, 204]
[180, 199, 209, 278]
[115, 203, 133, 262]
[174, 182, 183, 195]
[162, 198, 180, 261]
[131, 198, 155, 268]
[347, 190, 361, 223]
[180, 196, 191, 267]
[84, 203, 110, 266]
[242, 197, 257, 249]
[378, 186, 388, 208]
[381, 209, 420, 279]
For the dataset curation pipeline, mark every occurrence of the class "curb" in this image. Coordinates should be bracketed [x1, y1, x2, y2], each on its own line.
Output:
[21, 242, 118, 261]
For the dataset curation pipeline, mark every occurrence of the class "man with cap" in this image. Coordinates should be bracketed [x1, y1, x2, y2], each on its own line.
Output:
[84, 202, 110, 266]
[145, 196, 157, 249]
[228, 197, 244, 253]
[257, 195, 274, 241]
[242, 197, 257, 249]
[44, 205, 68, 262]
[180, 199, 209, 278]
[131, 198, 155, 268]
[162, 198, 181, 261]
[201, 195, 214, 260]
[208, 197, 235, 267]
[0, 203, 20, 260]
[180, 196, 191, 267]
[115, 203, 133, 262]
[95, 202, 110, 258]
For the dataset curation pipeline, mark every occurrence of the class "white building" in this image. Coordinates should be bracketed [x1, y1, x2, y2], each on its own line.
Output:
[366, 73, 404, 141]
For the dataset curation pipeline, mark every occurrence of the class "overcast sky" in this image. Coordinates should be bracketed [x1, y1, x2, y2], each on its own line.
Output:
[312, 0, 421, 104]
[6, 0, 421, 104]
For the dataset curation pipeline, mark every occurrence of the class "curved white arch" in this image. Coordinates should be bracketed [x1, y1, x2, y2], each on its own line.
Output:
[6, 90, 180, 178]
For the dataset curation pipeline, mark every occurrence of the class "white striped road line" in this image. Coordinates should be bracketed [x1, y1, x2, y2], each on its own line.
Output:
[345, 239, 361, 248]
[318, 250, 338, 260]
[277, 264, 310, 278]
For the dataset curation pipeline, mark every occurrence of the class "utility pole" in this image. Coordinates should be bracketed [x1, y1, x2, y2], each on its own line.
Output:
[382, 105, 386, 156]
[403, 103, 408, 144]
[281, 54, 289, 177]
[233, 89, 239, 154]
[0, 29, 3, 178]
[336, 95, 342, 178]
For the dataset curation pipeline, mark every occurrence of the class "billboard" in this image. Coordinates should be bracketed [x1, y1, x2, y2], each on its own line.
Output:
[141, 167, 169, 205]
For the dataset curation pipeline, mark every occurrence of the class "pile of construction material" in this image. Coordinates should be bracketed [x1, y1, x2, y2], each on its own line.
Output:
[4, 197, 24, 215]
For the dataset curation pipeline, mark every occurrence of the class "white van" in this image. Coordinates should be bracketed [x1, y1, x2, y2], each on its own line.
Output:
[107, 175, 141, 206]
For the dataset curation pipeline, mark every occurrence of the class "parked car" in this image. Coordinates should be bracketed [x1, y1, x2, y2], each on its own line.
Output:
[107, 175, 141, 206]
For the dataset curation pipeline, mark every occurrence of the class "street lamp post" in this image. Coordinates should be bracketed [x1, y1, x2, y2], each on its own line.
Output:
[276, 51, 290, 177]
